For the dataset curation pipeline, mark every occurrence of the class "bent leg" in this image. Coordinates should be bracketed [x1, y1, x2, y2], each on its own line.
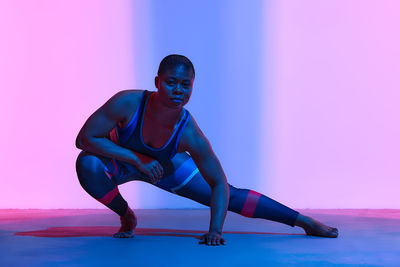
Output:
[75, 151, 129, 216]
[75, 151, 137, 238]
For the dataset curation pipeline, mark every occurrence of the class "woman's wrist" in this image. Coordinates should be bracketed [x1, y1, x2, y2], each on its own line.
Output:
[208, 228, 222, 235]
[127, 151, 141, 166]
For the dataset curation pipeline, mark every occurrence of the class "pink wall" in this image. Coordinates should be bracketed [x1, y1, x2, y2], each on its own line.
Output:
[1, 1, 399, 208]
[262, 0, 400, 208]
[0, 1, 138, 208]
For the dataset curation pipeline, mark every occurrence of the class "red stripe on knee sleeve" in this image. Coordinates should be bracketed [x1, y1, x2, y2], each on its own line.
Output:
[240, 190, 261, 217]
[97, 187, 119, 205]
[104, 160, 118, 179]
[111, 160, 118, 176]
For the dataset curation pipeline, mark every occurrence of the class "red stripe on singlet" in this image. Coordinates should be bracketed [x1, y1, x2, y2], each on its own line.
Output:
[240, 190, 261, 217]
[109, 128, 120, 145]
[98, 187, 119, 205]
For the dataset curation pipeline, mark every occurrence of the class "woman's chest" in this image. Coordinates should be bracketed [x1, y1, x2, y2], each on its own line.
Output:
[142, 115, 178, 149]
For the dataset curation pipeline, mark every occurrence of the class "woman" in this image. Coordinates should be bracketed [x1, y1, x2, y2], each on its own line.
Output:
[75, 54, 338, 246]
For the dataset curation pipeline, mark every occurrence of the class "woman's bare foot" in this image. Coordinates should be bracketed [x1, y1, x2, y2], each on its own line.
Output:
[113, 206, 137, 238]
[295, 214, 338, 238]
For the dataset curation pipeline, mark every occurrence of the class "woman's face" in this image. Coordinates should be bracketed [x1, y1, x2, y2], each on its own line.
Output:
[155, 64, 194, 109]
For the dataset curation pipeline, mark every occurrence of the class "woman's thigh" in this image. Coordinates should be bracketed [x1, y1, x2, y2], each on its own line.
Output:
[155, 152, 212, 205]
[173, 171, 212, 206]
[76, 151, 210, 199]
[118, 152, 197, 187]
[76, 151, 146, 185]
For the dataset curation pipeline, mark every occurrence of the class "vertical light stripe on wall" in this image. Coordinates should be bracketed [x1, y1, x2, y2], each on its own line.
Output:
[262, 0, 400, 208]
[218, 0, 264, 191]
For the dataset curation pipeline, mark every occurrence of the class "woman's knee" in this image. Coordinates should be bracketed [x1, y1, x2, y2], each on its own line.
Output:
[228, 184, 238, 195]
[76, 151, 104, 178]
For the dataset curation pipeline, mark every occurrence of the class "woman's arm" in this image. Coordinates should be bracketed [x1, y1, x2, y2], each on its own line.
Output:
[76, 90, 164, 183]
[179, 115, 230, 245]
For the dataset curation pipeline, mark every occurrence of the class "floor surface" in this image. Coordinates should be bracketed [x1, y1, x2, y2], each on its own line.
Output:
[1, 209, 399, 266]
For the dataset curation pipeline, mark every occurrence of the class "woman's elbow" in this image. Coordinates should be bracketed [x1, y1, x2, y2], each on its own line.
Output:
[75, 134, 89, 150]
[75, 136, 83, 149]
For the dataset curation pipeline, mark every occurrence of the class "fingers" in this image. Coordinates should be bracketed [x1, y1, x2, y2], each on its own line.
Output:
[138, 164, 153, 181]
[207, 236, 218, 246]
[212, 236, 220, 246]
[146, 162, 163, 183]
[198, 233, 225, 246]
[149, 165, 163, 184]
[150, 168, 158, 183]
[141, 161, 163, 184]
[198, 234, 206, 244]
[136, 159, 164, 183]
[157, 163, 164, 177]
[154, 163, 164, 180]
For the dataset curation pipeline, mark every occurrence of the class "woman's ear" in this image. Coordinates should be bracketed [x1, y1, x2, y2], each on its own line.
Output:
[154, 76, 159, 89]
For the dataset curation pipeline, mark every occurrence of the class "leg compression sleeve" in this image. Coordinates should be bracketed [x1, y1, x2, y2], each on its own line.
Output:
[228, 186, 299, 226]
[76, 151, 128, 217]
[167, 159, 299, 227]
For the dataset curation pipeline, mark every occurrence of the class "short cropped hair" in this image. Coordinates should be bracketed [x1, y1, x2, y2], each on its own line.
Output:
[157, 54, 195, 78]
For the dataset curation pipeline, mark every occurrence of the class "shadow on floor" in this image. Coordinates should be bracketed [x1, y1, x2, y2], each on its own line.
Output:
[14, 226, 304, 238]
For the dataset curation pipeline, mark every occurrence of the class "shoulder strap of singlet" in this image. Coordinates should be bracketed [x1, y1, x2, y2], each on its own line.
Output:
[170, 109, 191, 159]
[118, 90, 147, 130]
[115, 90, 148, 145]
[136, 90, 151, 121]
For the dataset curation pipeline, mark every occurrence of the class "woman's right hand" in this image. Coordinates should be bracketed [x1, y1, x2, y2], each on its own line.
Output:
[130, 151, 164, 184]
[136, 159, 164, 184]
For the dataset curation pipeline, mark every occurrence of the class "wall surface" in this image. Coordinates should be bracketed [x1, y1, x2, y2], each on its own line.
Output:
[0, 0, 399, 209]
[263, 0, 400, 208]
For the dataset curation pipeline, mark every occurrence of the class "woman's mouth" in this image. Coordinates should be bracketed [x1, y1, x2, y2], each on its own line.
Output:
[170, 98, 184, 103]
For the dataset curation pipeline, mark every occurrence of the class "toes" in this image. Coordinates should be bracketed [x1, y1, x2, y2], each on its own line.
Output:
[330, 228, 339, 234]
[113, 231, 134, 238]
[113, 233, 121, 238]
[113, 232, 123, 238]
[327, 228, 338, 238]
[305, 226, 339, 238]
[332, 228, 339, 237]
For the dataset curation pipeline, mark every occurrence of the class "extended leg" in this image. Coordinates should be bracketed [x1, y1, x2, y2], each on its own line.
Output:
[174, 170, 299, 226]
[162, 154, 338, 237]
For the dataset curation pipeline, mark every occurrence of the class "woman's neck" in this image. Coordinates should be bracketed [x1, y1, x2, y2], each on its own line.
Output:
[148, 92, 183, 125]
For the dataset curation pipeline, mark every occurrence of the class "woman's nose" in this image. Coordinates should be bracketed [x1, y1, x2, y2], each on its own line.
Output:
[173, 83, 183, 94]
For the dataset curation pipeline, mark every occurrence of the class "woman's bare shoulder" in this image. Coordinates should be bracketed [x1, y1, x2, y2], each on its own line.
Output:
[111, 89, 146, 127]
[178, 113, 209, 153]
[117, 89, 145, 101]
[110, 89, 145, 107]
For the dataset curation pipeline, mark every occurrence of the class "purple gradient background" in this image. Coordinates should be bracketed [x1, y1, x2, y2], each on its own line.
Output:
[0, 0, 399, 209]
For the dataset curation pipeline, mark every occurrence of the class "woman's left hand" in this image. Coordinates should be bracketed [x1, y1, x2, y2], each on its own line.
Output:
[199, 231, 226, 246]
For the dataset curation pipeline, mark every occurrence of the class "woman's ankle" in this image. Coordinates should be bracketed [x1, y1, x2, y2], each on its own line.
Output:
[294, 213, 309, 228]
[122, 206, 133, 218]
